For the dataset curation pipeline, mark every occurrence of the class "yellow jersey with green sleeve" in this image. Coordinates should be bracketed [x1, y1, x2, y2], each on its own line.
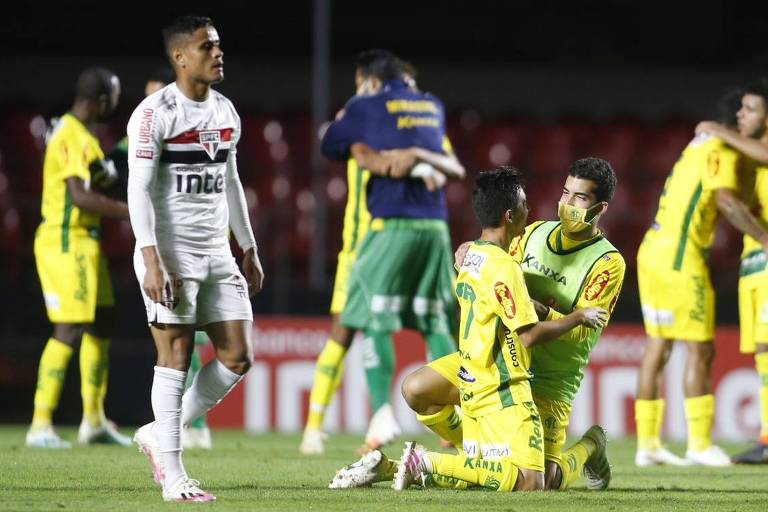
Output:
[640, 133, 752, 269]
[340, 157, 372, 254]
[38, 113, 103, 248]
[740, 164, 768, 276]
[456, 240, 539, 418]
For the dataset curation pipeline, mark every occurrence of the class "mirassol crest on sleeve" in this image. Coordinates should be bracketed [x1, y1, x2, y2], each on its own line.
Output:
[494, 282, 516, 319]
[584, 270, 610, 301]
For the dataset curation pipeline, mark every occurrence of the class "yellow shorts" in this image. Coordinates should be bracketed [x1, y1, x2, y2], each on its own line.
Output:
[533, 393, 572, 465]
[739, 271, 768, 353]
[330, 249, 358, 315]
[427, 351, 461, 386]
[637, 243, 714, 342]
[34, 229, 114, 323]
[462, 402, 545, 472]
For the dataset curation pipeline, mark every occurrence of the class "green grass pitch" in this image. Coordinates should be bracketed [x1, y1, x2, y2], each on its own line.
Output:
[1, 425, 766, 511]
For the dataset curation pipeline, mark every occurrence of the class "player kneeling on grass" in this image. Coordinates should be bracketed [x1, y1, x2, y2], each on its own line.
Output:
[330, 166, 610, 491]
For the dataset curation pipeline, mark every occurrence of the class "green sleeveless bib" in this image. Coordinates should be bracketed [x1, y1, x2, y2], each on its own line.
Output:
[521, 221, 619, 403]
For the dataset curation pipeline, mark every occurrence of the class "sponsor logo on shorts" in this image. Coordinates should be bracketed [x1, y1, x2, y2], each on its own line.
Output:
[641, 304, 675, 326]
[74, 253, 87, 302]
[135, 148, 154, 159]
[494, 282, 516, 319]
[458, 366, 476, 383]
[689, 275, 706, 322]
[482, 444, 510, 458]
[584, 270, 610, 300]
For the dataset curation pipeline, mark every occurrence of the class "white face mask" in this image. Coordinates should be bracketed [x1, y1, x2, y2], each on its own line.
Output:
[558, 202, 601, 233]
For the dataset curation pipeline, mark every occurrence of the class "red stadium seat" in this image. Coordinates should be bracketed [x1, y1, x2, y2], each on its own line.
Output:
[527, 124, 575, 175]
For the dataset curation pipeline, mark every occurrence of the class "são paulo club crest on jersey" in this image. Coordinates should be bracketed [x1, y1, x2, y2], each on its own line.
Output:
[200, 130, 221, 160]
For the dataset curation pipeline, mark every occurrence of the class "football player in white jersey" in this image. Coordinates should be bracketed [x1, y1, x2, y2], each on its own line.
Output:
[126, 15, 264, 503]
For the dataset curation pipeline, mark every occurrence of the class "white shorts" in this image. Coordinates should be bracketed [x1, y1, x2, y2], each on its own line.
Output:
[133, 248, 253, 326]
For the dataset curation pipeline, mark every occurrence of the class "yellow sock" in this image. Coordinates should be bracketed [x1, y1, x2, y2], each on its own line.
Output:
[685, 394, 714, 452]
[635, 399, 664, 451]
[417, 406, 463, 450]
[756, 352, 768, 442]
[80, 333, 110, 426]
[32, 338, 74, 429]
[306, 339, 347, 430]
[427, 453, 519, 491]
[557, 438, 595, 489]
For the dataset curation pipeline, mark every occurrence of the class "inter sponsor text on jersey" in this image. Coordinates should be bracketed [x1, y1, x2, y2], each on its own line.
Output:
[127, 83, 241, 254]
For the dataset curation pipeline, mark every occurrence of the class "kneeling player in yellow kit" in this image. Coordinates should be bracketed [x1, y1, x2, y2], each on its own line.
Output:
[330, 158, 622, 491]
[332, 166, 609, 491]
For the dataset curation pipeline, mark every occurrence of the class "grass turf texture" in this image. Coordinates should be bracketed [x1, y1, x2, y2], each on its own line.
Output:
[1, 425, 766, 511]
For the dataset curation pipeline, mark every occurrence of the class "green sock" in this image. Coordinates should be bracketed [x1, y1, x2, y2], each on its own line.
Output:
[186, 345, 208, 429]
[425, 332, 456, 360]
[363, 329, 395, 412]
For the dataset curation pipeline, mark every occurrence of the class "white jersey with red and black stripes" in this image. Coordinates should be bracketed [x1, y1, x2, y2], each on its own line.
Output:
[127, 82, 241, 255]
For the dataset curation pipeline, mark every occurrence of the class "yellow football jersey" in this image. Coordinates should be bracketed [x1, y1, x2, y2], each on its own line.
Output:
[39, 113, 104, 245]
[456, 240, 539, 417]
[641, 134, 752, 269]
[741, 164, 768, 257]
[340, 158, 372, 254]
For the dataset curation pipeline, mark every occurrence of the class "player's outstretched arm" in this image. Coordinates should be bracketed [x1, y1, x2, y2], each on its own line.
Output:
[696, 121, 768, 163]
[516, 306, 607, 348]
[65, 177, 128, 219]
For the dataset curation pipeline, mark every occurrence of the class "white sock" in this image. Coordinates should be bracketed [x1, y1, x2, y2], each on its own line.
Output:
[152, 365, 187, 488]
[181, 359, 243, 427]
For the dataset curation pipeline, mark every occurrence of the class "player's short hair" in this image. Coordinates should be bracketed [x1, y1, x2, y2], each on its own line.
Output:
[743, 77, 768, 108]
[75, 67, 118, 102]
[716, 86, 745, 127]
[162, 16, 214, 59]
[148, 67, 175, 85]
[356, 49, 402, 82]
[568, 157, 617, 203]
[472, 166, 525, 228]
